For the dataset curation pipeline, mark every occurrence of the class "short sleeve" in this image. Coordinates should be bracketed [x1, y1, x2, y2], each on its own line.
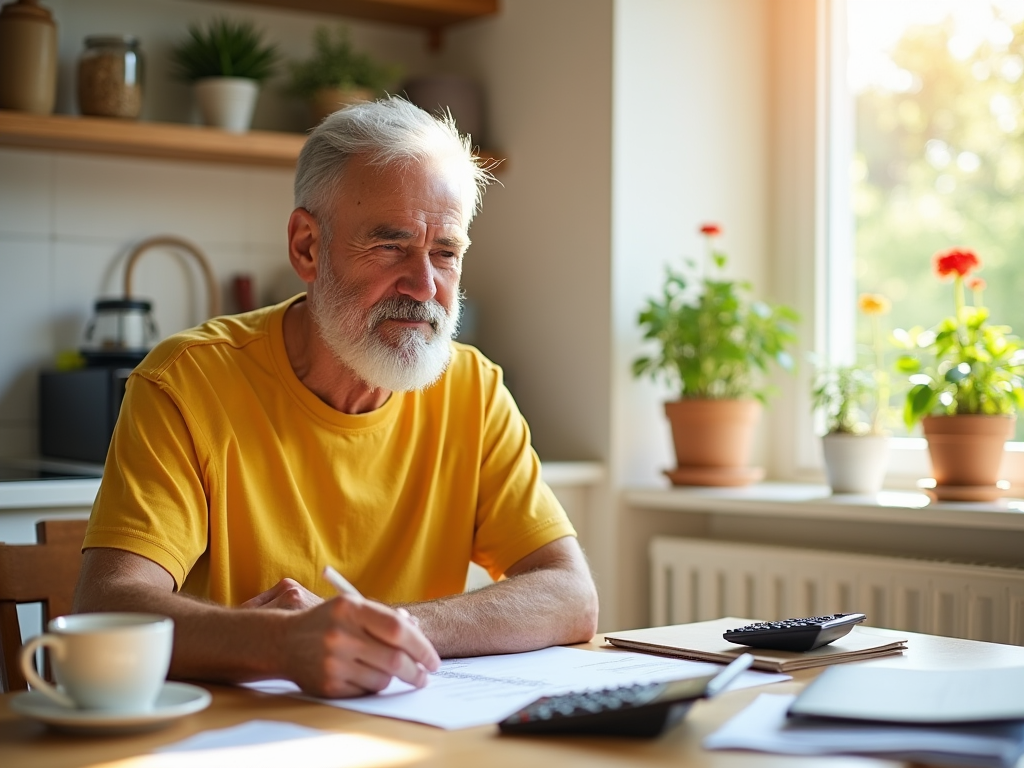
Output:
[82, 374, 210, 589]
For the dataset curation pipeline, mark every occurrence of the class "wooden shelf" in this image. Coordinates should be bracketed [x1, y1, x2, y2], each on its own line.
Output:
[203, 0, 499, 31]
[0, 110, 505, 170]
[0, 111, 306, 167]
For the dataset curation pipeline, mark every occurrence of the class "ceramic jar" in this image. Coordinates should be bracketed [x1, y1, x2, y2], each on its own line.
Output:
[0, 0, 58, 114]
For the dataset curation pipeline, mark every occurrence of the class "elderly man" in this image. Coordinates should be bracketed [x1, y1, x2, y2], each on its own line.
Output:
[74, 98, 598, 698]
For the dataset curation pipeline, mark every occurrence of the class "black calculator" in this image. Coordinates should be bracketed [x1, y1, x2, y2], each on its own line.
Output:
[723, 613, 867, 652]
[497, 652, 753, 738]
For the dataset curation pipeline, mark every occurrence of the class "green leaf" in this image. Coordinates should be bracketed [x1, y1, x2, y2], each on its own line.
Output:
[894, 354, 921, 373]
[171, 17, 280, 82]
[287, 24, 401, 97]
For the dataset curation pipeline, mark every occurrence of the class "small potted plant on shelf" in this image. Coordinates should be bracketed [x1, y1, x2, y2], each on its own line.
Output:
[633, 223, 799, 487]
[170, 17, 280, 133]
[893, 248, 1024, 500]
[811, 293, 892, 495]
[288, 25, 401, 126]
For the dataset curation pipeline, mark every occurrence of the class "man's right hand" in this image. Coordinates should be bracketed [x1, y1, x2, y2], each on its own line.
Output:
[74, 548, 441, 699]
[282, 592, 441, 698]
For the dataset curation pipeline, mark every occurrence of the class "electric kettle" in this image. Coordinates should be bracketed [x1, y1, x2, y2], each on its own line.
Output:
[79, 235, 220, 368]
[79, 298, 159, 367]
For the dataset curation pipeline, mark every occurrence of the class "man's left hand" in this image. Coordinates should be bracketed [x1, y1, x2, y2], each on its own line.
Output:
[242, 578, 324, 611]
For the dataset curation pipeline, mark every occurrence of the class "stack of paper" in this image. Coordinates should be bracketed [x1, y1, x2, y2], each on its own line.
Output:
[604, 617, 908, 672]
[705, 694, 1024, 768]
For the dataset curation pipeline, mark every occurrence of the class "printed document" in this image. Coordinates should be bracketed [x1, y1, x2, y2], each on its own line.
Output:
[246, 645, 788, 729]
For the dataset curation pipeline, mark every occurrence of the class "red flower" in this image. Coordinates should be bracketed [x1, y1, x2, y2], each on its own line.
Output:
[932, 248, 981, 279]
[968, 277, 986, 291]
[699, 223, 722, 236]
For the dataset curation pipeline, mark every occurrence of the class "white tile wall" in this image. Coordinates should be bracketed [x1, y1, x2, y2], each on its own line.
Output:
[54, 155, 249, 242]
[0, 150, 54, 236]
[0, 150, 299, 459]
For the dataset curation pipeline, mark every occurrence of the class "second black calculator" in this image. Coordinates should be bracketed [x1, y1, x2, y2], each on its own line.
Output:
[723, 613, 867, 652]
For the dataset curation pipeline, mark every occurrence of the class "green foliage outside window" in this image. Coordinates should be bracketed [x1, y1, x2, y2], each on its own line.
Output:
[851, 4, 1024, 439]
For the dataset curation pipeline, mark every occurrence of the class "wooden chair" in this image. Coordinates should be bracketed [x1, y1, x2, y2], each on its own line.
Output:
[0, 519, 88, 692]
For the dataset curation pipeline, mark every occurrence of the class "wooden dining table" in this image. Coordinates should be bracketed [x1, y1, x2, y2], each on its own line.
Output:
[4, 626, 1024, 768]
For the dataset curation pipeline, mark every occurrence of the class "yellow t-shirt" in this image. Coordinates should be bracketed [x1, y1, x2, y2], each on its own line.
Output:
[83, 297, 575, 606]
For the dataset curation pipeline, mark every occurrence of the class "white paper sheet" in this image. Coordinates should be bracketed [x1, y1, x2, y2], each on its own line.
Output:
[245, 645, 789, 730]
[705, 694, 1024, 768]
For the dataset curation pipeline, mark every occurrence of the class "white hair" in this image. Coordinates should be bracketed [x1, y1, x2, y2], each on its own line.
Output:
[294, 96, 494, 232]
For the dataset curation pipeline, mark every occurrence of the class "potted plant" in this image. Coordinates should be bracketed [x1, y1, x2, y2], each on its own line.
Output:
[633, 223, 799, 486]
[170, 17, 279, 133]
[894, 248, 1024, 498]
[811, 294, 892, 494]
[288, 25, 401, 126]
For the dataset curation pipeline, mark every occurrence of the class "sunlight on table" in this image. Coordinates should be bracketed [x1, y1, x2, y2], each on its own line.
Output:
[87, 732, 429, 768]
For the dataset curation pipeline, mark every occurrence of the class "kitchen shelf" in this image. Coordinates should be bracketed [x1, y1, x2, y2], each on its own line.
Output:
[0, 111, 305, 167]
[0, 110, 505, 170]
[203, 0, 499, 31]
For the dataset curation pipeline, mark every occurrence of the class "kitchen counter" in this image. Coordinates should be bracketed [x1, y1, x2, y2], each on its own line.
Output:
[0, 477, 101, 510]
[0, 462, 601, 512]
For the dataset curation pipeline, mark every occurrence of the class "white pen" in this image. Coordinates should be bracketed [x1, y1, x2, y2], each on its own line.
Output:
[323, 564, 362, 598]
[323, 564, 422, 629]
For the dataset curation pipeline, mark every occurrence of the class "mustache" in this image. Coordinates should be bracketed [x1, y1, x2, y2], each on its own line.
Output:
[368, 296, 450, 333]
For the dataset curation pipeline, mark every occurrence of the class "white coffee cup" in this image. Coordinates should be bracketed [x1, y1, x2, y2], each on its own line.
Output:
[19, 613, 173, 712]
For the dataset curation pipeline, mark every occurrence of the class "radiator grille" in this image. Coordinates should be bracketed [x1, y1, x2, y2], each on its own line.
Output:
[650, 536, 1024, 645]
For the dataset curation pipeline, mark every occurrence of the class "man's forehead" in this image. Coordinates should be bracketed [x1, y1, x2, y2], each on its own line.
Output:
[337, 154, 474, 227]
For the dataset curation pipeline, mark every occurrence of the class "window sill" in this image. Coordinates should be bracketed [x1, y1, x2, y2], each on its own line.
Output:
[624, 482, 1024, 533]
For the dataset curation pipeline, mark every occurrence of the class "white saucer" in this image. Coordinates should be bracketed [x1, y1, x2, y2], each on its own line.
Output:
[10, 682, 211, 735]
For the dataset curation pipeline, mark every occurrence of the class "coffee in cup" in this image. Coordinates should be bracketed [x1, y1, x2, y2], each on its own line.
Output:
[20, 613, 173, 712]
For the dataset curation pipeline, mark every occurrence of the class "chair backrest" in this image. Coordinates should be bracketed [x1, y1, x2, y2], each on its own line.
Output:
[0, 519, 88, 692]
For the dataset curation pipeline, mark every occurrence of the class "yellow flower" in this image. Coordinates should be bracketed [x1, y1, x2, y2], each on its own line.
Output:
[858, 293, 891, 316]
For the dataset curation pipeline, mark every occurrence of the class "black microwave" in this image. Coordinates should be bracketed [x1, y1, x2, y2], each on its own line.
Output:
[40, 366, 132, 464]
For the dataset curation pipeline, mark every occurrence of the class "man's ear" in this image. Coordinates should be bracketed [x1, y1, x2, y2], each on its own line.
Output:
[287, 208, 322, 284]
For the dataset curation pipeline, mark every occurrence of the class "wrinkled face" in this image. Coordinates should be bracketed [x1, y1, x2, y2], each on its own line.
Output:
[307, 155, 470, 392]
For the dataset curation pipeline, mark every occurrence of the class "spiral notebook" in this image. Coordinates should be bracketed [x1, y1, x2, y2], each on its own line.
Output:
[604, 618, 908, 673]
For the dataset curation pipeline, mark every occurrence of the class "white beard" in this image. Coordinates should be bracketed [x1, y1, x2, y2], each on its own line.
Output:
[308, 259, 461, 392]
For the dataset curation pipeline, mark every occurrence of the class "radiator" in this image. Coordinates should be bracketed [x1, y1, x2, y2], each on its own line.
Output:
[650, 536, 1024, 645]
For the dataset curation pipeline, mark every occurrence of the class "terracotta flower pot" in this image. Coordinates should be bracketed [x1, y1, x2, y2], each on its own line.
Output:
[821, 432, 889, 495]
[921, 414, 1015, 487]
[663, 399, 764, 486]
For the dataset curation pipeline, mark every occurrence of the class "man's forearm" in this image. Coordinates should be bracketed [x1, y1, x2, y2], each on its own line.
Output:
[75, 569, 292, 683]
[405, 556, 599, 657]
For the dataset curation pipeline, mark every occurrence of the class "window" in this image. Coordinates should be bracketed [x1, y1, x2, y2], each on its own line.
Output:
[825, 0, 1024, 481]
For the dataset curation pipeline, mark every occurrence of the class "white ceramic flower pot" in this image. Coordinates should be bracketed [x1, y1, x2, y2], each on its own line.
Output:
[194, 77, 259, 133]
[821, 433, 889, 495]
